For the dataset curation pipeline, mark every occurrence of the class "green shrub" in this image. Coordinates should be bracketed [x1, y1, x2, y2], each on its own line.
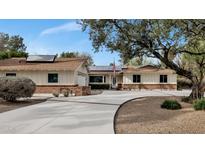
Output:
[62, 89, 69, 97]
[193, 99, 205, 110]
[161, 100, 182, 110]
[0, 51, 9, 60]
[52, 91, 59, 97]
[0, 77, 36, 102]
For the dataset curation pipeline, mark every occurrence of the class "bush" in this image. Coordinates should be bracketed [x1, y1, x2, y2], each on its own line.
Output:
[161, 100, 182, 110]
[0, 51, 9, 60]
[0, 77, 36, 102]
[52, 91, 59, 97]
[193, 99, 205, 110]
[62, 89, 69, 97]
[89, 84, 110, 89]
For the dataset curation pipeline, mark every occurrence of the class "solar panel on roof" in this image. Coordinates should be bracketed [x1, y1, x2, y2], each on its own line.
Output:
[26, 55, 56, 62]
[89, 66, 122, 71]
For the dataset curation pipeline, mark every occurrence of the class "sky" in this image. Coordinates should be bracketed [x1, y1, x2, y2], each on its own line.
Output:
[0, 19, 120, 65]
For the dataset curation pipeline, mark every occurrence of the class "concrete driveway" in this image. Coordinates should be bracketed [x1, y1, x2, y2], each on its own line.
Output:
[0, 90, 190, 134]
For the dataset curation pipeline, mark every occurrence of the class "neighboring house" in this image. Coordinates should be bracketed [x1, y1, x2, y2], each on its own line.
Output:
[0, 55, 91, 96]
[88, 65, 177, 90]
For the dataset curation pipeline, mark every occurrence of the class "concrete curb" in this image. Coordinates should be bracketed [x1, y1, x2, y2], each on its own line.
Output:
[113, 97, 145, 134]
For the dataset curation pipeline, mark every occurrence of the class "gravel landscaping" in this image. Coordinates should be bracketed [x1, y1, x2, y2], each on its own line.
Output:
[114, 96, 205, 134]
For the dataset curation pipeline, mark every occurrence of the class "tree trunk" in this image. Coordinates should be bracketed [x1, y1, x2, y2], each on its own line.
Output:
[189, 82, 204, 100]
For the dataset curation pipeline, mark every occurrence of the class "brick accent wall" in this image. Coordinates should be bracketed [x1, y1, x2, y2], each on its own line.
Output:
[122, 84, 177, 90]
[35, 85, 91, 96]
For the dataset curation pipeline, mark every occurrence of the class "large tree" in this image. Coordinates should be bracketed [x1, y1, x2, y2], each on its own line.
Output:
[0, 33, 26, 52]
[0, 32, 27, 59]
[7, 35, 27, 52]
[0, 33, 9, 51]
[60, 51, 94, 66]
[81, 19, 205, 99]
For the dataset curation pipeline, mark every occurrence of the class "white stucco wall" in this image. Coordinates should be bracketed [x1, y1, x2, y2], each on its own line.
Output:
[0, 71, 75, 85]
[123, 73, 177, 84]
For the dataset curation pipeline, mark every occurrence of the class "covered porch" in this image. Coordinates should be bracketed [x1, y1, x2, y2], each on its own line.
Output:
[88, 72, 123, 89]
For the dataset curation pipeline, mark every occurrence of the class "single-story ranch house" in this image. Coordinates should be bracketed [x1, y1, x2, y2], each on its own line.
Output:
[89, 65, 177, 90]
[0, 55, 90, 96]
[0, 55, 177, 95]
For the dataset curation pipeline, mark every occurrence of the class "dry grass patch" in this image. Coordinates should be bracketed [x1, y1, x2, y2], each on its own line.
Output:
[115, 96, 205, 134]
[0, 98, 47, 113]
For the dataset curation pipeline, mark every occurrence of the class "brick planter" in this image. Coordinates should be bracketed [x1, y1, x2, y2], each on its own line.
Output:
[122, 84, 177, 90]
[35, 85, 91, 96]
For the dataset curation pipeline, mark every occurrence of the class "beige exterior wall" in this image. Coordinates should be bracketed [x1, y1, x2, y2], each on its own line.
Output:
[75, 64, 89, 86]
[123, 73, 177, 84]
[0, 63, 89, 86]
[117, 75, 123, 83]
[76, 64, 88, 74]
[0, 72, 4, 77]
[0, 70, 75, 85]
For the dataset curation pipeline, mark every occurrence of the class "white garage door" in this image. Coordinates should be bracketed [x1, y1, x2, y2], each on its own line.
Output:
[78, 75, 86, 86]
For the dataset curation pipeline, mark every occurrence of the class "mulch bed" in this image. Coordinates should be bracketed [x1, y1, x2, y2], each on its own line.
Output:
[0, 98, 48, 113]
[114, 96, 205, 134]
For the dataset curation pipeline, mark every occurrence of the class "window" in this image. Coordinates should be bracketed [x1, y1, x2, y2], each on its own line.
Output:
[160, 75, 168, 83]
[48, 73, 58, 83]
[6, 73, 16, 77]
[89, 76, 103, 83]
[133, 75, 141, 83]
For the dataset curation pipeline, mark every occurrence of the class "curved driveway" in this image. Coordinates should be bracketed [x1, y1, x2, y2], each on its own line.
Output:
[0, 90, 190, 134]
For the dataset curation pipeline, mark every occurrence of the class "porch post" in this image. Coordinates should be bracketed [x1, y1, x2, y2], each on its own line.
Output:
[109, 74, 112, 89]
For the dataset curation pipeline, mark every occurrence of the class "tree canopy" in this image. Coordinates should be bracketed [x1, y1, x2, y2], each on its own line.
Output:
[126, 56, 155, 67]
[0, 32, 27, 59]
[0, 32, 26, 52]
[60, 51, 94, 66]
[81, 19, 205, 99]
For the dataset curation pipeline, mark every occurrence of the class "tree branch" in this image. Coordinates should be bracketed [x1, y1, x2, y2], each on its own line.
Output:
[177, 50, 205, 55]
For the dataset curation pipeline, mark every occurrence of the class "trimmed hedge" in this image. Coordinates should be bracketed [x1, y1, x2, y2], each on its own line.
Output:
[161, 100, 182, 110]
[0, 77, 36, 102]
[89, 84, 110, 90]
[193, 99, 205, 110]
